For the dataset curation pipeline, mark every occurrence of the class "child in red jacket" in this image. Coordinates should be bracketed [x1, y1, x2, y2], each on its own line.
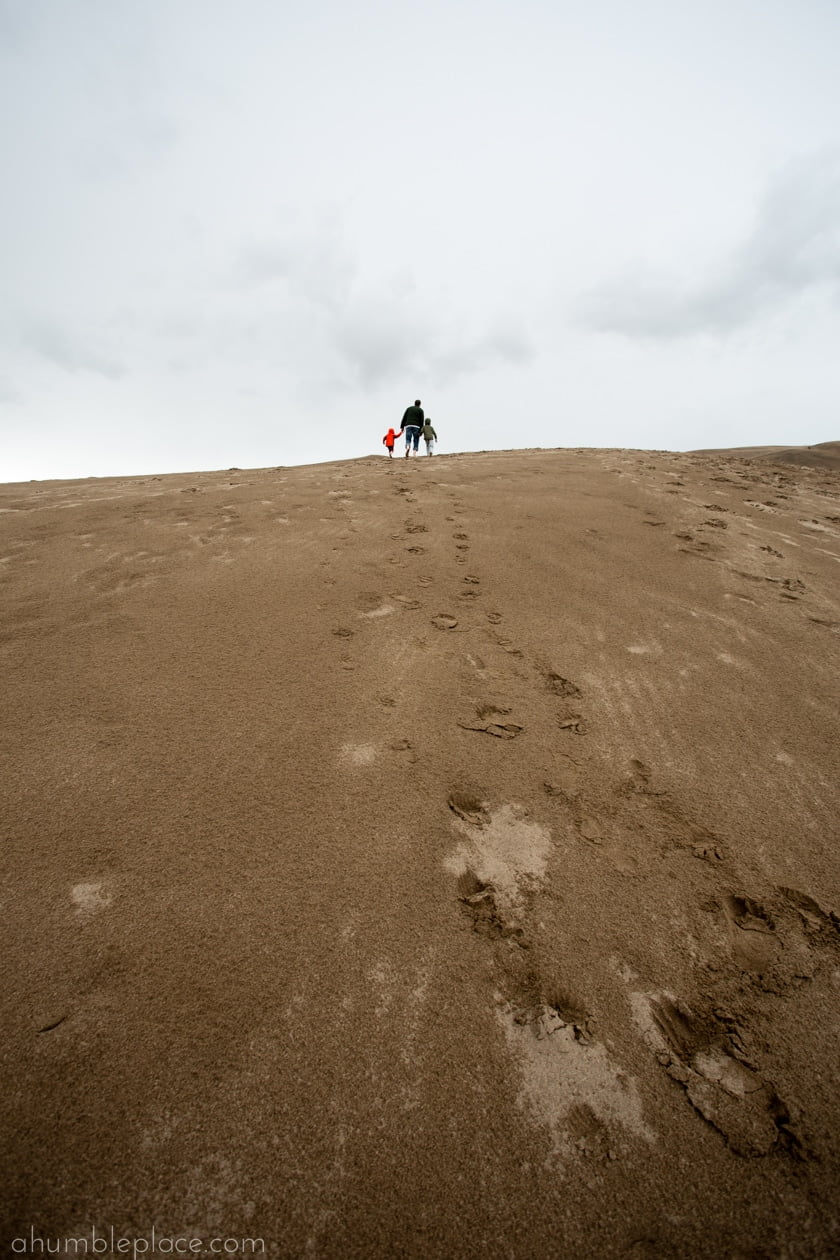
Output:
[382, 427, 402, 458]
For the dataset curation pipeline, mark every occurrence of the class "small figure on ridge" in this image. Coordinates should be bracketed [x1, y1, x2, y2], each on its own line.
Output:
[382, 426, 402, 458]
[421, 417, 437, 456]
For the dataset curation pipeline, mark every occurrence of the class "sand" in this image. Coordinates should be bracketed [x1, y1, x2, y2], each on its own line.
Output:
[1, 443, 839, 1258]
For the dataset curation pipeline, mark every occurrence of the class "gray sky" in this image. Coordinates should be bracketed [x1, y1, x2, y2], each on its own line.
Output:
[2, 0, 839, 480]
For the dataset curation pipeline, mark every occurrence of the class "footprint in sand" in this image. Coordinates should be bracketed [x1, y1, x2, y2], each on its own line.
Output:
[457, 703, 523, 739]
[677, 538, 720, 561]
[406, 545, 426, 555]
[624, 758, 654, 793]
[717, 894, 780, 974]
[557, 715, 587, 735]
[356, 594, 395, 618]
[629, 990, 803, 1158]
[777, 885, 840, 939]
[546, 672, 581, 698]
[431, 613, 458, 630]
[463, 575, 480, 584]
[447, 788, 490, 826]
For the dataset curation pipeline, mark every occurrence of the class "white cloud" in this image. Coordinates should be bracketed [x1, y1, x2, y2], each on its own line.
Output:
[581, 151, 840, 338]
[18, 317, 126, 380]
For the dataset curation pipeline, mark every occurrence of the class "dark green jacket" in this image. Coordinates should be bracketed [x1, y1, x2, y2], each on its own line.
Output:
[401, 405, 424, 428]
[421, 423, 437, 440]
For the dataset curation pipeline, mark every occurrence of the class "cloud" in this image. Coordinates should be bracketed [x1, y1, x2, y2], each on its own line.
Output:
[581, 152, 840, 338]
[428, 323, 532, 381]
[20, 318, 125, 379]
[229, 224, 534, 390]
[327, 300, 534, 390]
[232, 234, 353, 311]
[330, 302, 430, 386]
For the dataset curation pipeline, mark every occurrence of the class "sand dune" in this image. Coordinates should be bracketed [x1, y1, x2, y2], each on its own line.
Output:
[2, 444, 839, 1257]
[693, 439, 840, 472]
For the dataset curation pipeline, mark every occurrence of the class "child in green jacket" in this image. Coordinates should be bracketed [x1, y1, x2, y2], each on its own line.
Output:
[421, 419, 437, 456]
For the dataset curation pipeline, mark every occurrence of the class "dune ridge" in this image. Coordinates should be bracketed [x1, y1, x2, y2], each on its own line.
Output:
[2, 443, 839, 1257]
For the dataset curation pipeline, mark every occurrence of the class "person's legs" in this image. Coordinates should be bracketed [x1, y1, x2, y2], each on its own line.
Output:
[412, 430, 420, 454]
[405, 426, 417, 456]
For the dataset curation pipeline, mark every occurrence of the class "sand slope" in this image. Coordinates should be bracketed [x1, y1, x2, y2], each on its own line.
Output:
[2, 445, 840, 1258]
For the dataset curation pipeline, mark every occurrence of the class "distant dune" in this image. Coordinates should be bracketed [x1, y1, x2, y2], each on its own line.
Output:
[693, 438, 840, 471]
[2, 445, 839, 1257]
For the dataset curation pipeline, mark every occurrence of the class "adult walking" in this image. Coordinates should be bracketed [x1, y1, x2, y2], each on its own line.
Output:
[401, 399, 424, 458]
[421, 417, 437, 455]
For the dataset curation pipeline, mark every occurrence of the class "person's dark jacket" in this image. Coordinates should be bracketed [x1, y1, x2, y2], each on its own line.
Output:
[401, 405, 424, 429]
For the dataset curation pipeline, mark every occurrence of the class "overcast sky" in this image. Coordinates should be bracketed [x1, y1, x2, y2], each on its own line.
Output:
[2, 0, 839, 481]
